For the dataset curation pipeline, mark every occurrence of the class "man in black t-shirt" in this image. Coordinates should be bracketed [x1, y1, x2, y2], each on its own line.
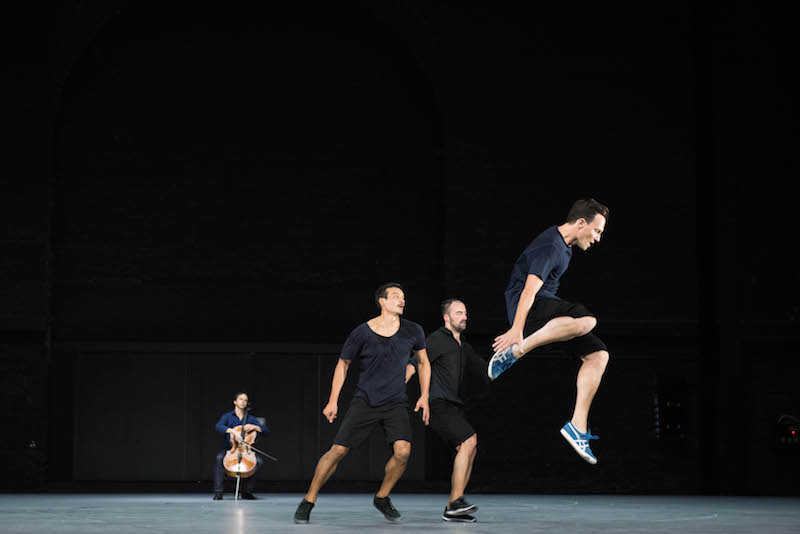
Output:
[488, 198, 611, 465]
[294, 283, 431, 524]
[419, 298, 487, 522]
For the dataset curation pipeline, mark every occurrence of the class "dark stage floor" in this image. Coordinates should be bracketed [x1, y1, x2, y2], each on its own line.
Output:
[1, 493, 798, 533]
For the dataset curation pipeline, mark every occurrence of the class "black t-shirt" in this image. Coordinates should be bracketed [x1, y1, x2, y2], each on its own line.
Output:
[340, 318, 426, 407]
[504, 225, 572, 325]
[426, 327, 486, 406]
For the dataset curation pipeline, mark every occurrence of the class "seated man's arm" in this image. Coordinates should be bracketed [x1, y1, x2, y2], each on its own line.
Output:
[215, 414, 230, 434]
[245, 416, 268, 435]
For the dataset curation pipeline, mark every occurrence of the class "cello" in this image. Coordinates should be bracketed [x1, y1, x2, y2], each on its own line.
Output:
[222, 409, 278, 499]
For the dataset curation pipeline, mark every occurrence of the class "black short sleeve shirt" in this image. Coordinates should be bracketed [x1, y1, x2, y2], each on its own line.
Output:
[340, 318, 426, 407]
[504, 225, 572, 324]
[426, 327, 483, 406]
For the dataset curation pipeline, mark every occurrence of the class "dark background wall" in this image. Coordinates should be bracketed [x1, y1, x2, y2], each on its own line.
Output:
[2, 1, 798, 494]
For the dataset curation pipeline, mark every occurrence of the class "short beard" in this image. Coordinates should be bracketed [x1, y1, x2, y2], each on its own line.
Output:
[449, 321, 466, 333]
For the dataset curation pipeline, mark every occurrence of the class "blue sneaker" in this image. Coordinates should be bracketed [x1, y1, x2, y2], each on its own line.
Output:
[559, 421, 599, 464]
[488, 345, 519, 380]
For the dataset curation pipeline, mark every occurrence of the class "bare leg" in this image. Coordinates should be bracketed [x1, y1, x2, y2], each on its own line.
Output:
[449, 434, 477, 502]
[570, 350, 610, 433]
[464, 443, 477, 490]
[515, 316, 597, 357]
[376, 440, 411, 498]
[304, 445, 349, 503]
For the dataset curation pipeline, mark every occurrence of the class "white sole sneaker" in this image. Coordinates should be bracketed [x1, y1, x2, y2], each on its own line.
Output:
[442, 513, 477, 522]
[487, 346, 517, 380]
[560, 427, 598, 465]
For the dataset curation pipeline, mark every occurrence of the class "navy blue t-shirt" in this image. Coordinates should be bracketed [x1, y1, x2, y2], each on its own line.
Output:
[340, 319, 426, 407]
[215, 410, 269, 451]
[504, 225, 572, 325]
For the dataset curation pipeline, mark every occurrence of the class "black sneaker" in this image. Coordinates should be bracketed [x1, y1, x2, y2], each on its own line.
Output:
[294, 499, 314, 524]
[445, 496, 478, 515]
[373, 496, 401, 521]
[241, 493, 257, 500]
[213, 493, 223, 501]
[442, 510, 477, 522]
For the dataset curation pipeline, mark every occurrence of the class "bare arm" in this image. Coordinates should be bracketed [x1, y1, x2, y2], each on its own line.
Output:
[493, 274, 543, 352]
[323, 358, 351, 423]
[413, 349, 431, 425]
[512, 274, 543, 332]
[405, 363, 417, 384]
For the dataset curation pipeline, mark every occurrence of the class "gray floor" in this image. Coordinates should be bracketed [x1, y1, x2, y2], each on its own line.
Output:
[1, 493, 799, 534]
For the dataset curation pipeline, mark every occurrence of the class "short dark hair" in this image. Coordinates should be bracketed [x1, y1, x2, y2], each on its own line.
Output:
[233, 391, 248, 402]
[440, 298, 462, 316]
[374, 282, 404, 310]
[566, 198, 610, 224]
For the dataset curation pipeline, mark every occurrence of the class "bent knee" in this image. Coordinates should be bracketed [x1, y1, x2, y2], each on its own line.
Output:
[575, 316, 597, 336]
[583, 350, 609, 366]
[393, 441, 412, 461]
[329, 444, 349, 459]
[462, 434, 478, 453]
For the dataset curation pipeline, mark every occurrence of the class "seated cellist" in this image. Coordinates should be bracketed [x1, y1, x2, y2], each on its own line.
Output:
[213, 391, 269, 500]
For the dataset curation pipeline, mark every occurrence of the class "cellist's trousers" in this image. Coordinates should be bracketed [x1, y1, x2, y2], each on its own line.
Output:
[214, 451, 264, 493]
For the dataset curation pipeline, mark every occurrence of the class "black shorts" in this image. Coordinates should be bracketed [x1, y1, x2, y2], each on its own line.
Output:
[333, 397, 412, 449]
[428, 398, 476, 449]
[524, 297, 607, 359]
